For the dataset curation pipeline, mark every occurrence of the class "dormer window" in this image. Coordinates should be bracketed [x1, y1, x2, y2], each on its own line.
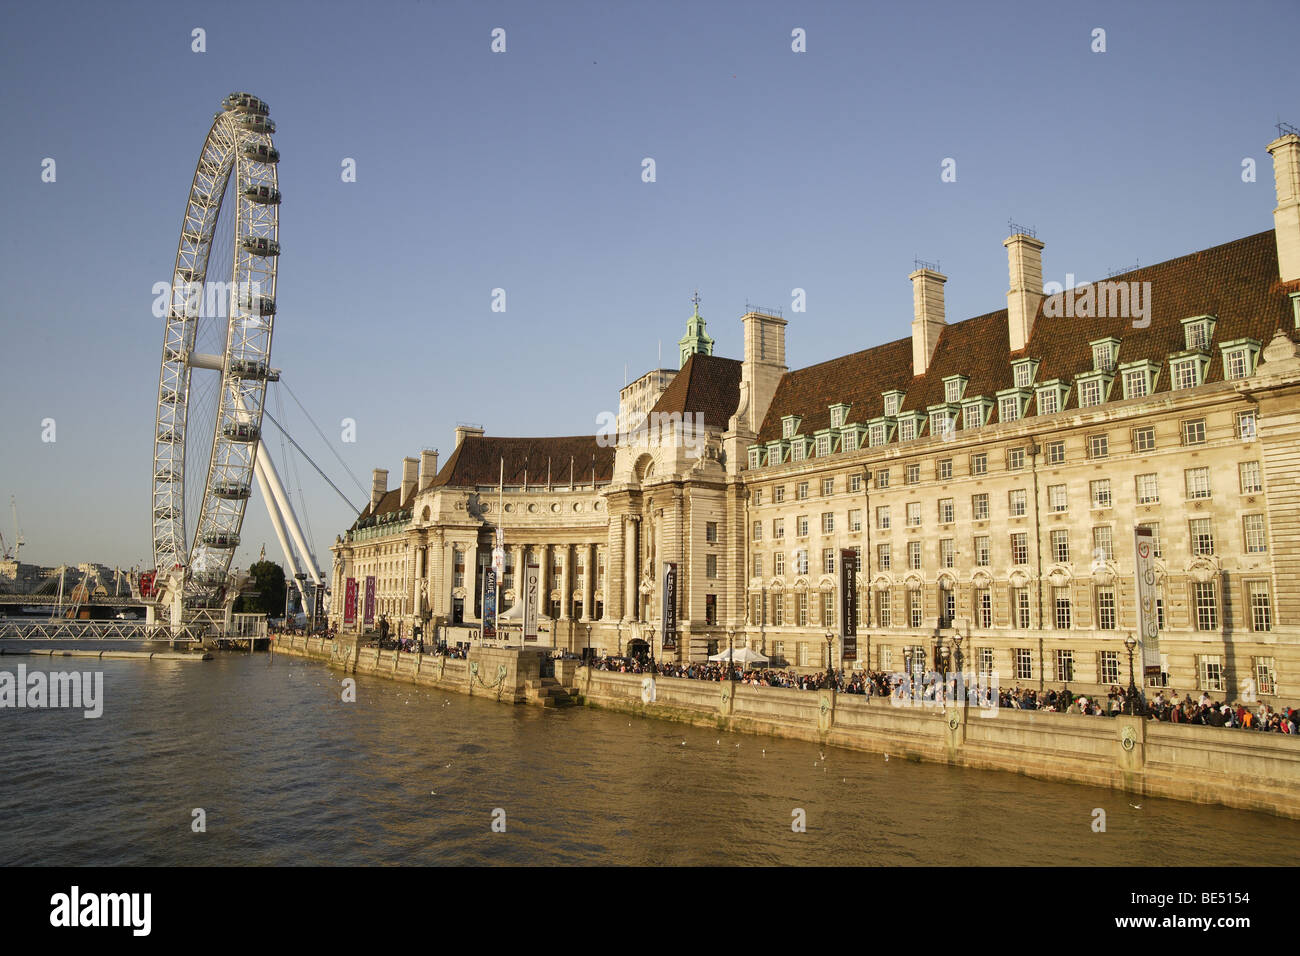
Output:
[781, 415, 801, 439]
[1118, 360, 1159, 399]
[962, 398, 992, 430]
[1075, 370, 1114, 409]
[1090, 337, 1120, 373]
[943, 375, 968, 404]
[928, 406, 956, 440]
[997, 389, 1028, 423]
[882, 390, 905, 418]
[791, 438, 808, 461]
[1219, 338, 1261, 381]
[1170, 354, 1208, 390]
[1182, 315, 1217, 351]
[748, 447, 764, 469]
[829, 403, 850, 429]
[1035, 380, 1070, 416]
[841, 428, 859, 453]
[815, 432, 833, 457]
[897, 412, 924, 442]
[868, 422, 888, 447]
[1012, 359, 1039, 388]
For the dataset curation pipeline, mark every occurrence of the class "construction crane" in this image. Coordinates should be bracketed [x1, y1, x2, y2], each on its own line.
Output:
[0, 496, 24, 561]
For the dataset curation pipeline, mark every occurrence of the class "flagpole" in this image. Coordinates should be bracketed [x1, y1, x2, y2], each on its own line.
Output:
[497, 456, 503, 643]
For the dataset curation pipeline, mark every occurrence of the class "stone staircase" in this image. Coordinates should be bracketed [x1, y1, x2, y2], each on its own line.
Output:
[524, 676, 581, 708]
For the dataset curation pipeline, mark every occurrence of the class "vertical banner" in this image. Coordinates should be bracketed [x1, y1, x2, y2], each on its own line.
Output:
[363, 575, 376, 627]
[1133, 526, 1161, 676]
[483, 568, 497, 640]
[840, 548, 858, 660]
[662, 562, 677, 651]
[523, 563, 539, 642]
[343, 577, 358, 626]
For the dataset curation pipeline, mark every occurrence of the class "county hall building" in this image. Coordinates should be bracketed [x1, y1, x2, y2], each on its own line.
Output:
[330, 130, 1300, 703]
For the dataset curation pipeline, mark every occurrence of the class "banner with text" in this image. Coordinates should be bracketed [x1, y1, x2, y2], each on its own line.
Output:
[343, 577, 358, 626]
[841, 548, 858, 660]
[363, 576, 376, 627]
[662, 562, 677, 651]
[1133, 526, 1161, 676]
[524, 563, 539, 642]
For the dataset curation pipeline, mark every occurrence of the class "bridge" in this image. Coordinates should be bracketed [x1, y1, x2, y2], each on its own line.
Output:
[0, 618, 200, 642]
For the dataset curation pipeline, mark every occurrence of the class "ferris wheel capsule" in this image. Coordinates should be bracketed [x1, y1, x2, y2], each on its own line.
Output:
[222, 92, 269, 115]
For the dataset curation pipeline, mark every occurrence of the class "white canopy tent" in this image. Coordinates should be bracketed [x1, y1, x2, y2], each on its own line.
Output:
[708, 646, 769, 667]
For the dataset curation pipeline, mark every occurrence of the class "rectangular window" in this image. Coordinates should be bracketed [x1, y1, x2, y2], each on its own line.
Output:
[1049, 484, 1068, 513]
[752, 489, 763, 505]
[773, 485, 785, 503]
[1172, 359, 1200, 390]
[1135, 473, 1159, 504]
[1088, 434, 1109, 459]
[1100, 651, 1120, 684]
[849, 474, 862, 493]
[1190, 518, 1214, 556]
[877, 543, 891, 570]
[970, 453, 988, 476]
[878, 590, 892, 627]
[963, 404, 983, 430]
[939, 498, 955, 523]
[1243, 514, 1267, 553]
[978, 647, 994, 675]
[1011, 532, 1029, 565]
[972, 493, 989, 521]
[884, 394, 900, 417]
[1038, 389, 1060, 415]
[940, 538, 955, 568]
[752, 521, 763, 542]
[1096, 587, 1116, 630]
[906, 502, 921, 527]
[1093, 525, 1114, 562]
[774, 551, 785, 576]
[816, 435, 831, 457]
[1014, 363, 1033, 388]
[753, 555, 762, 578]
[905, 463, 920, 485]
[1090, 479, 1112, 509]
[1009, 489, 1027, 517]
[1254, 655, 1276, 694]
[1199, 655, 1225, 692]
[821, 477, 835, 496]
[791, 441, 806, 462]
[1046, 440, 1066, 464]
[1194, 581, 1218, 630]
[1056, 649, 1075, 682]
[706, 554, 718, 579]
[1140, 521, 1162, 558]
[899, 419, 916, 442]
[1054, 588, 1072, 630]
[908, 541, 922, 570]
[821, 512, 835, 534]
[842, 432, 857, 453]
[945, 380, 962, 403]
[909, 589, 923, 628]
[822, 591, 835, 629]
[797, 482, 809, 500]
[975, 588, 992, 628]
[974, 535, 991, 566]
[868, 423, 886, 447]
[1000, 395, 1022, 422]
[877, 506, 891, 530]
[1240, 460, 1262, 493]
[1182, 418, 1206, 445]
[1014, 589, 1031, 629]
[848, 508, 862, 532]
[876, 469, 890, 489]
[1132, 426, 1156, 453]
[773, 518, 784, 539]
[797, 515, 809, 537]
[1051, 529, 1070, 563]
[453, 547, 466, 587]
[705, 521, 718, 543]
[938, 458, 953, 480]
[1123, 368, 1149, 398]
[1236, 410, 1257, 441]
[1007, 447, 1025, 470]
[1185, 467, 1211, 499]
[773, 594, 784, 626]
[823, 548, 835, 574]
[1015, 647, 1033, 680]
[797, 592, 809, 627]
[1079, 378, 1103, 408]
[1249, 582, 1273, 633]
[1224, 348, 1250, 380]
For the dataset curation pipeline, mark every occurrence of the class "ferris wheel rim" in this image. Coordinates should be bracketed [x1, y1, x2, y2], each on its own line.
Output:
[151, 92, 280, 602]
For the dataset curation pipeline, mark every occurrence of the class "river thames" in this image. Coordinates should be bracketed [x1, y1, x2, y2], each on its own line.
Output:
[2, 651, 1298, 866]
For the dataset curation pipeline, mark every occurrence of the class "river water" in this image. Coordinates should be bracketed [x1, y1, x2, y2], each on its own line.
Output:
[2, 650, 1297, 866]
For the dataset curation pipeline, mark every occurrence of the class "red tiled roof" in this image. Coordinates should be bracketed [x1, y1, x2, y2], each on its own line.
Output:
[758, 230, 1293, 442]
[430, 434, 615, 489]
[649, 352, 742, 430]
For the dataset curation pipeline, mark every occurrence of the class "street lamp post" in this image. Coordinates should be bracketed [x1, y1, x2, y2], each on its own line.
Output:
[584, 622, 591, 662]
[644, 622, 657, 675]
[728, 627, 736, 681]
[1124, 633, 1142, 716]
[825, 631, 835, 689]
[952, 629, 964, 703]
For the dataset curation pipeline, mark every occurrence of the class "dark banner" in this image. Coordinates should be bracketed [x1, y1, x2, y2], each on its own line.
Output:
[363, 575, 376, 627]
[343, 577, 358, 626]
[483, 568, 497, 640]
[662, 561, 677, 650]
[841, 548, 857, 659]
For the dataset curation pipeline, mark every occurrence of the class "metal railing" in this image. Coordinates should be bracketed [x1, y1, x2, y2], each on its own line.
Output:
[0, 618, 202, 642]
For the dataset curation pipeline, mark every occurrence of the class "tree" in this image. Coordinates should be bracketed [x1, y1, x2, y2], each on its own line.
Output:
[236, 560, 287, 617]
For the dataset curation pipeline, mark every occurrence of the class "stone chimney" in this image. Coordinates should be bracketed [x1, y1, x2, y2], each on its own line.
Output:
[371, 468, 388, 512]
[1268, 133, 1300, 283]
[1005, 233, 1045, 353]
[909, 267, 947, 376]
[419, 448, 439, 491]
[737, 310, 788, 434]
[454, 424, 485, 449]
[400, 456, 418, 507]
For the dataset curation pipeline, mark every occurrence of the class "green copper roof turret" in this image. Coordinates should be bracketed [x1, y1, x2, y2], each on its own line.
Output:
[679, 291, 715, 368]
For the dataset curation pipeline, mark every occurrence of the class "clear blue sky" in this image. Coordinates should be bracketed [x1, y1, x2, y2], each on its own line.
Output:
[1, 0, 1296, 571]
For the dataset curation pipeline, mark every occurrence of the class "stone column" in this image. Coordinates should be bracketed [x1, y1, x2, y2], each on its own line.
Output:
[512, 543, 525, 608]
[560, 544, 572, 620]
[625, 518, 639, 621]
[537, 544, 551, 619]
[583, 543, 596, 621]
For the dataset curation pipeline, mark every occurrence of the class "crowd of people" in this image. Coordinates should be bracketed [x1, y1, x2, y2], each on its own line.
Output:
[588, 655, 1299, 734]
